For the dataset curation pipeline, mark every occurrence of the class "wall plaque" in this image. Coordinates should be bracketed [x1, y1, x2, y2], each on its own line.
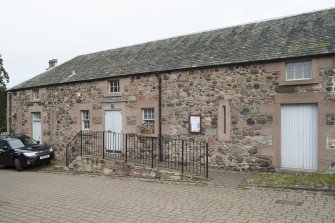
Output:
[189, 114, 201, 133]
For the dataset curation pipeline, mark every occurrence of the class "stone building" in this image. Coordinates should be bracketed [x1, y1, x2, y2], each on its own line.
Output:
[7, 8, 335, 172]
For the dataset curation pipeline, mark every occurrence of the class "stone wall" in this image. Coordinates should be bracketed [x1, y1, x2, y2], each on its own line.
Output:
[68, 156, 205, 181]
[10, 82, 105, 158]
[160, 65, 277, 171]
[8, 57, 335, 172]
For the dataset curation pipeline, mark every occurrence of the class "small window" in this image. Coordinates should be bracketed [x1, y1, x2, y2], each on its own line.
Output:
[141, 108, 154, 134]
[32, 89, 39, 100]
[218, 99, 231, 141]
[109, 80, 120, 93]
[286, 61, 312, 81]
[81, 111, 90, 130]
[142, 108, 154, 125]
[222, 106, 227, 134]
[32, 112, 41, 121]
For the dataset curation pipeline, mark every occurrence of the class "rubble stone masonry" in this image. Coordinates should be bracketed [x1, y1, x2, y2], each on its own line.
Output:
[8, 56, 335, 172]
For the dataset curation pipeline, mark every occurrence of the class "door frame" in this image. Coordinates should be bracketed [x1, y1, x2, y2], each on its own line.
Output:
[274, 93, 323, 171]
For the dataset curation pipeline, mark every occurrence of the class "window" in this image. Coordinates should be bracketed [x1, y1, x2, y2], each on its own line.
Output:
[141, 108, 154, 134]
[142, 108, 154, 125]
[222, 106, 227, 134]
[32, 112, 41, 121]
[286, 61, 312, 81]
[81, 111, 90, 130]
[218, 99, 231, 141]
[7, 138, 25, 150]
[109, 80, 120, 93]
[32, 89, 39, 100]
[0, 140, 6, 151]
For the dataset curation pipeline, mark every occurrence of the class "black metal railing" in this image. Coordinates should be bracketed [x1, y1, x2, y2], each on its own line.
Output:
[65, 131, 82, 166]
[66, 131, 209, 177]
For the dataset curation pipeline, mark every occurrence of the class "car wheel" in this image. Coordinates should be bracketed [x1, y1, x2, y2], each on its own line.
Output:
[14, 158, 23, 172]
[46, 160, 50, 164]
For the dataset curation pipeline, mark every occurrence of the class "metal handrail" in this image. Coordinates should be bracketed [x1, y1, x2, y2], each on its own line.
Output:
[65, 131, 82, 166]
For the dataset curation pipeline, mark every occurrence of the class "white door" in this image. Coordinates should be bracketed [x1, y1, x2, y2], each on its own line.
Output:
[105, 111, 123, 152]
[32, 112, 42, 143]
[281, 104, 318, 170]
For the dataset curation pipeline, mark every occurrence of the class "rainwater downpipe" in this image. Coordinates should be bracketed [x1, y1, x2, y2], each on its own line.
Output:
[7, 92, 12, 133]
[156, 72, 163, 162]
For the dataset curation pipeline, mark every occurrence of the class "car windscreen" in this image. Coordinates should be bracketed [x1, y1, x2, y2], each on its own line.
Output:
[20, 136, 38, 146]
[7, 138, 25, 149]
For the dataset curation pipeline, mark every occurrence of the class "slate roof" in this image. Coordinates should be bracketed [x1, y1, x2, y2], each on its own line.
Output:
[11, 8, 335, 90]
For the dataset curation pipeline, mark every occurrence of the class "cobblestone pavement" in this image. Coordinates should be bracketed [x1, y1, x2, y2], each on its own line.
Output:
[0, 169, 334, 223]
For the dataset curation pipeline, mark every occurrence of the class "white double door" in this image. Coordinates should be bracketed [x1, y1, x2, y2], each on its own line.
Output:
[281, 104, 318, 171]
[104, 110, 123, 152]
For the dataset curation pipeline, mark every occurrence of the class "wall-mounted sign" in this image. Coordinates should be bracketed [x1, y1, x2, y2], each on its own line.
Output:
[111, 103, 115, 110]
[189, 114, 201, 133]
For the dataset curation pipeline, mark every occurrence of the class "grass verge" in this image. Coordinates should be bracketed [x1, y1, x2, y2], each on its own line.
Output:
[240, 172, 335, 192]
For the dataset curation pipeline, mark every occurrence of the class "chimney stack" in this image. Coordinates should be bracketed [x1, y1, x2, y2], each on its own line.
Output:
[48, 59, 58, 70]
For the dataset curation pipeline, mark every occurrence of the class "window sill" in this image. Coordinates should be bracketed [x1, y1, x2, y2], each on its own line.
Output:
[279, 79, 320, 86]
[141, 129, 155, 134]
[104, 92, 123, 97]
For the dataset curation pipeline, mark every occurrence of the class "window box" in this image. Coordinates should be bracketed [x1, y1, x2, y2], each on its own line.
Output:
[141, 123, 155, 134]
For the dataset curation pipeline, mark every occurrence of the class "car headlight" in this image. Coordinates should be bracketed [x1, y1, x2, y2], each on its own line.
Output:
[23, 152, 38, 157]
[49, 147, 53, 152]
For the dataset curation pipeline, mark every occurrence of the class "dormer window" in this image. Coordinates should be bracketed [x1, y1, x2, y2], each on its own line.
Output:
[286, 61, 312, 81]
[109, 80, 120, 93]
[32, 89, 39, 100]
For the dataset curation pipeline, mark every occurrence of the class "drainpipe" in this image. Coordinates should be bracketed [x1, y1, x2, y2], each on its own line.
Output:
[7, 91, 11, 134]
[156, 72, 163, 162]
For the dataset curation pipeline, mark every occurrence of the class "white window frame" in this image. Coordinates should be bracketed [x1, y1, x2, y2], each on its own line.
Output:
[142, 108, 154, 125]
[286, 61, 312, 81]
[32, 89, 40, 100]
[109, 80, 120, 93]
[81, 111, 90, 130]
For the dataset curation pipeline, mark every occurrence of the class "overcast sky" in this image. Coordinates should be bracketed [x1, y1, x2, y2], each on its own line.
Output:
[1, 0, 335, 88]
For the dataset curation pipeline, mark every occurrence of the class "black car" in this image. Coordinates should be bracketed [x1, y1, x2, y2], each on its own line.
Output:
[0, 135, 55, 171]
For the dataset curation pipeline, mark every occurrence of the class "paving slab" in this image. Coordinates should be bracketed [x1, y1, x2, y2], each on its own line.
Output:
[0, 169, 334, 223]
[209, 169, 255, 188]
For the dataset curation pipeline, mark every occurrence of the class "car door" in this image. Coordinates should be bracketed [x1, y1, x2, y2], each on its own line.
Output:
[0, 140, 13, 166]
